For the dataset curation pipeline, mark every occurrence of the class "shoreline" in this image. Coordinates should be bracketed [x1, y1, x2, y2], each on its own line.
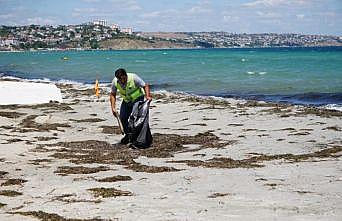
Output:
[1, 45, 342, 53]
[1, 76, 341, 111]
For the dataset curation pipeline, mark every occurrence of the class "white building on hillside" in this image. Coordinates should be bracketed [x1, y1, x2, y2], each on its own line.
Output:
[121, 27, 133, 35]
[111, 24, 120, 30]
[93, 20, 107, 26]
[0, 38, 19, 46]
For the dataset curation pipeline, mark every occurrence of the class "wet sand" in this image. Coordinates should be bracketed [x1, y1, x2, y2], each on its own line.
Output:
[0, 80, 341, 221]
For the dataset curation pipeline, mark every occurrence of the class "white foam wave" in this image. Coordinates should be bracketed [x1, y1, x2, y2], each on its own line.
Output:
[247, 71, 267, 75]
[30, 78, 53, 83]
[1, 75, 53, 83]
[152, 90, 245, 105]
[1, 76, 113, 94]
[56, 79, 85, 86]
[323, 104, 342, 112]
[0, 75, 89, 87]
[0, 75, 23, 81]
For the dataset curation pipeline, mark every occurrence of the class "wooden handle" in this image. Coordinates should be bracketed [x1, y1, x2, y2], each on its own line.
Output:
[115, 115, 125, 135]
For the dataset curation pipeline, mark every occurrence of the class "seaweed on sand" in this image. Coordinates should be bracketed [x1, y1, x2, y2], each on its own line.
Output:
[29, 158, 52, 165]
[157, 92, 342, 118]
[40, 132, 233, 173]
[0, 125, 14, 130]
[10, 211, 117, 221]
[188, 123, 207, 126]
[0, 111, 26, 118]
[323, 126, 342, 131]
[52, 194, 102, 204]
[54, 166, 110, 175]
[99, 125, 122, 134]
[119, 159, 181, 173]
[169, 157, 263, 169]
[0, 190, 22, 196]
[143, 132, 235, 158]
[5, 138, 24, 143]
[295, 107, 342, 118]
[1, 178, 27, 186]
[152, 92, 233, 108]
[35, 136, 58, 141]
[0, 102, 73, 111]
[96, 175, 132, 182]
[169, 146, 342, 169]
[0, 171, 8, 178]
[64, 88, 96, 96]
[208, 192, 230, 198]
[14, 115, 71, 132]
[70, 118, 105, 123]
[88, 187, 133, 198]
[261, 107, 292, 115]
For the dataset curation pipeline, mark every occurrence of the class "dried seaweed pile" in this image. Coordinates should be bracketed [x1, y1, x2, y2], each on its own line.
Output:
[13, 115, 71, 132]
[36, 132, 232, 173]
[169, 145, 342, 169]
[11, 211, 118, 221]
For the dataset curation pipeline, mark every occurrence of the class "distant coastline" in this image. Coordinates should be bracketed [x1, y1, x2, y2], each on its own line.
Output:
[1, 24, 341, 51]
[1, 45, 342, 53]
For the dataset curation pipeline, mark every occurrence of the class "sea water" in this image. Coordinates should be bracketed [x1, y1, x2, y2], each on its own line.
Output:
[0, 47, 341, 107]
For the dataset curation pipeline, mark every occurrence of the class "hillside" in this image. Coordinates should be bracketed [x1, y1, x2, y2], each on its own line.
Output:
[99, 37, 195, 50]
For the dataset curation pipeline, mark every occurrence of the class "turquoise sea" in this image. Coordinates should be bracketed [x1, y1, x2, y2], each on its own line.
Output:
[1, 47, 341, 106]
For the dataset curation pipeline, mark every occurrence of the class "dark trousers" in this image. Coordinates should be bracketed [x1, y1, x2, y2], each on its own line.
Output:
[120, 96, 144, 134]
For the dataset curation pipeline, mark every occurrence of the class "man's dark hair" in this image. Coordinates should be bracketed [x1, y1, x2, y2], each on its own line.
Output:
[115, 68, 127, 78]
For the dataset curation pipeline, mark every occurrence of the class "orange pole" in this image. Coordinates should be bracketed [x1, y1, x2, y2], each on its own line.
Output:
[95, 79, 99, 97]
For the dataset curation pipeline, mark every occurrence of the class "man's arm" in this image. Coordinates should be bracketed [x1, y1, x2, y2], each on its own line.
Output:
[133, 74, 152, 101]
[143, 84, 152, 101]
[110, 91, 118, 117]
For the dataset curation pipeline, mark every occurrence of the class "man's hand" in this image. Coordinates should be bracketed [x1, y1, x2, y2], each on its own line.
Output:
[112, 107, 118, 117]
[144, 84, 152, 102]
[146, 96, 152, 102]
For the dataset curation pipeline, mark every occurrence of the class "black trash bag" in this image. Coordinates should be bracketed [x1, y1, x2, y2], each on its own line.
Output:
[127, 100, 153, 148]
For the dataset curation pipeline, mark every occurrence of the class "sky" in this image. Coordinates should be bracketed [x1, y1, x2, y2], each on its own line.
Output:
[0, 0, 341, 35]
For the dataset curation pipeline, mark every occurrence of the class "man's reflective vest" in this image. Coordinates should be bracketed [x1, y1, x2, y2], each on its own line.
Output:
[115, 73, 144, 102]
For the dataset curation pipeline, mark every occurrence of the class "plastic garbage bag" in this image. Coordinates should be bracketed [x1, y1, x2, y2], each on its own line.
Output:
[127, 100, 153, 148]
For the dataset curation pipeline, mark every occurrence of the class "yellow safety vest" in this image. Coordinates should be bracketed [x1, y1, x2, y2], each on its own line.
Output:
[115, 73, 144, 102]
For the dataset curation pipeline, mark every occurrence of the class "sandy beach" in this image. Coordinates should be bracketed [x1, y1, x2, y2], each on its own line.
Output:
[0, 79, 341, 221]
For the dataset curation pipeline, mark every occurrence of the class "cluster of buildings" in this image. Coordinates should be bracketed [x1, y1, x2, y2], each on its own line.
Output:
[184, 32, 342, 48]
[0, 20, 134, 50]
[92, 20, 133, 35]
